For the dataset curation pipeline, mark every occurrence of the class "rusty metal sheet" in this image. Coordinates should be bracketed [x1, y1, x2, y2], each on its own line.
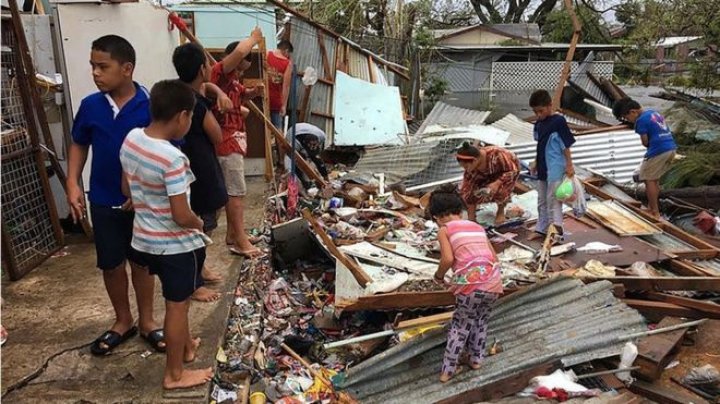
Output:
[587, 200, 663, 236]
[494, 216, 670, 268]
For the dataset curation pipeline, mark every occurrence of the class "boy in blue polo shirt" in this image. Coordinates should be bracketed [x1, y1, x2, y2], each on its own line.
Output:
[613, 97, 677, 218]
[529, 89, 576, 240]
[66, 35, 164, 355]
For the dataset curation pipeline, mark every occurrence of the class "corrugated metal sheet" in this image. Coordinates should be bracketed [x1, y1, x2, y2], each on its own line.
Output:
[639, 233, 697, 252]
[569, 52, 614, 107]
[342, 278, 647, 403]
[416, 102, 490, 134]
[348, 47, 371, 82]
[694, 260, 720, 276]
[490, 23, 541, 42]
[490, 113, 534, 144]
[353, 129, 644, 186]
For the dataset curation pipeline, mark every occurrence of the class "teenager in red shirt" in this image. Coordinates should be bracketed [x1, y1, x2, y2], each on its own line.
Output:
[211, 28, 263, 257]
[267, 40, 293, 129]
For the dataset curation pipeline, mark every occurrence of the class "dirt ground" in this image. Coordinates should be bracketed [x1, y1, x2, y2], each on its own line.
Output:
[1, 178, 267, 403]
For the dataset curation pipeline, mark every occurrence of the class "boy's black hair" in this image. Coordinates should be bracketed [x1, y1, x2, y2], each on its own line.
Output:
[224, 41, 253, 62]
[149, 80, 196, 122]
[612, 97, 642, 120]
[173, 43, 207, 83]
[278, 39, 294, 53]
[529, 89, 552, 107]
[456, 141, 480, 158]
[91, 35, 136, 66]
[428, 184, 465, 218]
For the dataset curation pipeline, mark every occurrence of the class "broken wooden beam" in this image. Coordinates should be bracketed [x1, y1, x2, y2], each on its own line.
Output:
[301, 208, 372, 286]
[588, 276, 720, 292]
[629, 379, 709, 404]
[622, 299, 705, 320]
[338, 291, 455, 312]
[643, 292, 720, 319]
[395, 311, 454, 330]
[247, 101, 327, 188]
[437, 360, 562, 404]
[633, 317, 688, 381]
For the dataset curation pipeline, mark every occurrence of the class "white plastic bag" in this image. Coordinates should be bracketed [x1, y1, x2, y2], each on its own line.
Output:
[617, 342, 638, 384]
[570, 176, 587, 218]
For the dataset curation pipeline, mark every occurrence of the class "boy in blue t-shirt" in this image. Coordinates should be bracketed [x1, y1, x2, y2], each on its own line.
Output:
[529, 90, 576, 239]
[66, 35, 164, 355]
[613, 97, 677, 218]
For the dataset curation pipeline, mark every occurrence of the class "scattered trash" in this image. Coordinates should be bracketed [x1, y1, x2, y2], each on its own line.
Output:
[576, 242, 623, 254]
[140, 350, 153, 359]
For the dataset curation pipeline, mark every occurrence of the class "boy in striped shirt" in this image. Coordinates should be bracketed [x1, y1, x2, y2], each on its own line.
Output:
[120, 80, 212, 390]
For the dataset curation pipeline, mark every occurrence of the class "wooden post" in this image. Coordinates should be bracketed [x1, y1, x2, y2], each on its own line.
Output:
[247, 101, 327, 188]
[302, 208, 372, 286]
[258, 37, 275, 182]
[552, 0, 582, 110]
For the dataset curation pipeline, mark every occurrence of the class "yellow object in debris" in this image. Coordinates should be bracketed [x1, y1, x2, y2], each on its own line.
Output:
[249, 391, 267, 404]
[216, 347, 228, 364]
[307, 368, 338, 395]
[398, 324, 445, 343]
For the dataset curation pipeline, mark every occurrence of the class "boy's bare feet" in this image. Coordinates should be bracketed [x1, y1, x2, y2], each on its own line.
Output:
[191, 287, 220, 302]
[184, 337, 201, 363]
[494, 213, 506, 225]
[527, 231, 545, 241]
[163, 368, 213, 390]
[201, 267, 222, 283]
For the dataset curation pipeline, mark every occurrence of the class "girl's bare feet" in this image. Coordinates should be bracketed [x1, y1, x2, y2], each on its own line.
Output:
[162, 368, 213, 390]
[191, 287, 220, 302]
[439, 372, 453, 383]
[184, 337, 201, 363]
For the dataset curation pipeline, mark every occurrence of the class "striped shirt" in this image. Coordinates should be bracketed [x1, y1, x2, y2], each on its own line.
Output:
[120, 128, 207, 255]
[445, 220, 503, 295]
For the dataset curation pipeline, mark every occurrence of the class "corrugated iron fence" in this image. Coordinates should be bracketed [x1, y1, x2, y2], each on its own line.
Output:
[1, 12, 63, 280]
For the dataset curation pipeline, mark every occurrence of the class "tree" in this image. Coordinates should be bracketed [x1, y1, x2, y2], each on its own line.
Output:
[542, 3, 608, 44]
[469, 0, 560, 25]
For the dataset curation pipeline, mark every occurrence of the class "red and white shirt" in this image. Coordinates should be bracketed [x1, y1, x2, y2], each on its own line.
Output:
[120, 128, 207, 255]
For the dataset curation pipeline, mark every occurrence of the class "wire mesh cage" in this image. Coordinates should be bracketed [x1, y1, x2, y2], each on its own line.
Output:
[1, 14, 63, 280]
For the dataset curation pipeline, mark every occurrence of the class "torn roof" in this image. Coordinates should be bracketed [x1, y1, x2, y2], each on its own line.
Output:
[343, 277, 647, 402]
[489, 113, 534, 144]
[353, 129, 644, 186]
[432, 23, 542, 43]
[415, 102, 491, 134]
[656, 36, 702, 48]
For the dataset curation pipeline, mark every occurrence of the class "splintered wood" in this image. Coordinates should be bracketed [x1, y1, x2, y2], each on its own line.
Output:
[586, 200, 662, 236]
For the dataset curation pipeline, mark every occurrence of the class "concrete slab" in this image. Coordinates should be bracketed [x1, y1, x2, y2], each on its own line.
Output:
[1, 178, 267, 403]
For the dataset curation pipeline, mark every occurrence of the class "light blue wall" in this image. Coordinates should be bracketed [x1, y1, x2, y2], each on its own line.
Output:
[169, 4, 277, 50]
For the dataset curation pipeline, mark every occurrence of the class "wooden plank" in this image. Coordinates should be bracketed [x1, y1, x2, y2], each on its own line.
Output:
[338, 291, 455, 312]
[644, 292, 720, 318]
[586, 200, 663, 236]
[634, 317, 688, 381]
[310, 110, 334, 119]
[317, 31, 332, 80]
[247, 101, 327, 188]
[659, 222, 720, 251]
[302, 209, 372, 286]
[622, 299, 705, 320]
[437, 361, 562, 404]
[629, 379, 709, 404]
[299, 85, 312, 122]
[258, 37, 274, 182]
[367, 54, 376, 83]
[552, 0, 581, 110]
[396, 311, 454, 330]
[669, 259, 712, 277]
[672, 250, 720, 260]
[594, 277, 720, 291]
[575, 124, 632, 136]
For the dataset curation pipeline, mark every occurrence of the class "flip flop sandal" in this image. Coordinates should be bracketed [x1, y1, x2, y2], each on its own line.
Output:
[91, 326, 138, 356]
[229, 247, 263, 258]
[141, 329, 166, 353]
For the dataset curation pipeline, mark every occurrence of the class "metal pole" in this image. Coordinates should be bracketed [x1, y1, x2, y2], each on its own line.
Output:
[323, 330, 396, 350]
[622, 318, 706, 341]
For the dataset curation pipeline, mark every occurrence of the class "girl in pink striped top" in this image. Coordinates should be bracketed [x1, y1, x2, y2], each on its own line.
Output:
[430, 185, 503, 382]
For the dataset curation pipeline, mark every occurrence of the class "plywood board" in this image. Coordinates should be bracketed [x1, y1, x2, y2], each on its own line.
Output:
[587, 200, 662, 236]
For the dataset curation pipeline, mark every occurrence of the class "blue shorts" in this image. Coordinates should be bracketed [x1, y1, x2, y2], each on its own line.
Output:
[271, 111, 283, 130]
[136, 248, 206, 302]
[90, 204, 143, 270]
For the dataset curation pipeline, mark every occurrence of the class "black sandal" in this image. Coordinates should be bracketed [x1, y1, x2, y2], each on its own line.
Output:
[141, 329, 166, 353]
[90, 326, 138, 356]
